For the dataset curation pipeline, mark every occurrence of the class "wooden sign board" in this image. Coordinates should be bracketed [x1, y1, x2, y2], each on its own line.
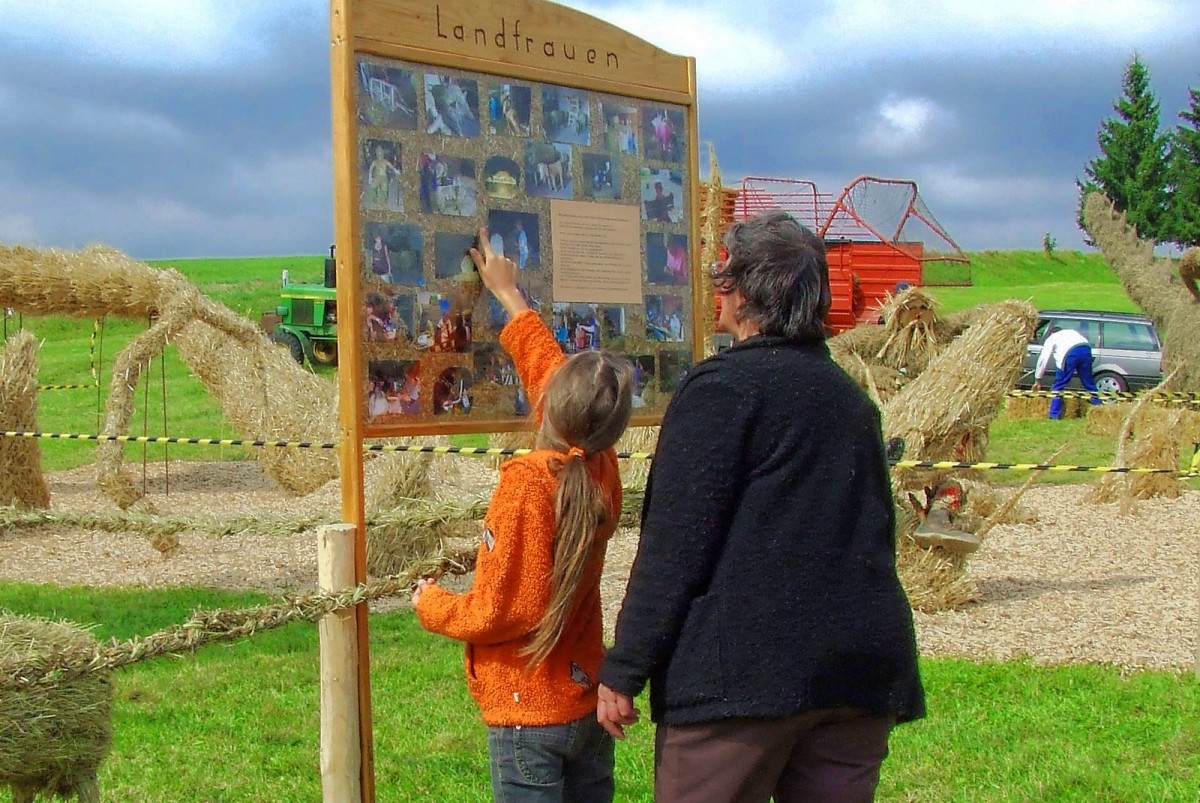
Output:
[332, 0, 701, 440]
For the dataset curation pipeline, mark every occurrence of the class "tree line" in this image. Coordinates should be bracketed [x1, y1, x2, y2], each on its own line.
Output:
[1079, 56, 1200, 248]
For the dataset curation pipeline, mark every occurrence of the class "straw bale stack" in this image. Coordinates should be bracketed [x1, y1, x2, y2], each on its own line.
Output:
[1082, 193, 1200, 392]
[0, 332, 50, 509]
[1003, 393, 1086, 421]
[0, 613, 112, 803]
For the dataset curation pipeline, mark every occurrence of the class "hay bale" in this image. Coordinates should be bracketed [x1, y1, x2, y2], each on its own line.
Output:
[0, 332, 50, 509]
[0, 613, 112, 803]
[1084, 402, 1133, 436]
[1004, 395, 1048, 421]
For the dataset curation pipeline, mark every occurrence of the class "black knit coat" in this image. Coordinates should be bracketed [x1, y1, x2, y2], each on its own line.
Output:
[599, 335, 926, 727]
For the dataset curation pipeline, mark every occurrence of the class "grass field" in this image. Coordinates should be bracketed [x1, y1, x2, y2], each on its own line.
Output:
[4, 584, 1198, 802]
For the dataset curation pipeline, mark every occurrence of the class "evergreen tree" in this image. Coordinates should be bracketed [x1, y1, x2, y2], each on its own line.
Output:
[1165, 85, 1200, 247]
[1079, 56, 1170, 243]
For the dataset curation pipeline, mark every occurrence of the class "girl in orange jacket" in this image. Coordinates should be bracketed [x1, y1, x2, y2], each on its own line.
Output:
[413, 227, 633, 802]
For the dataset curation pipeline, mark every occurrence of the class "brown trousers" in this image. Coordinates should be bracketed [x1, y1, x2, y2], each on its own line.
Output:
[653, 707, 895, 803]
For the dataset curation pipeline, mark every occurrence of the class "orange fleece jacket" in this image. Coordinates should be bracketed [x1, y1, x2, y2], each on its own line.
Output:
[416, 309, 622, 726]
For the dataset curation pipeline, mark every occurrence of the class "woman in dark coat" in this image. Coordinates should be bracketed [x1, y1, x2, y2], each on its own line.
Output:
[598, 211, 924, 803]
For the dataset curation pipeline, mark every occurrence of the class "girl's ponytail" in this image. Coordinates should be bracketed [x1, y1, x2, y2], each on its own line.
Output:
[522, 351, 633, 668]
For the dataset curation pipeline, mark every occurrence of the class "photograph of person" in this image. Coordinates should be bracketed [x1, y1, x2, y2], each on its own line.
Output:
[640, 168, 685, 223]
[424, 74, 481, 137]
[429, 292, 470, 352]
[658, 349, 691, 392]
[485, 282, 540, 335]
[645, 294, 686, 343]
[645, 233, 689, 286]
[642, 106, 686, 162]
[366, 360, 421, 421]
[601, 103, 638, 155]
[413, 292, 441, 350]
[364, 291, 409, 344]
[629, 354, 656, 409]
[482, 156, 521, 200]
[417, 153, 477, 217]
[541, 86, 590, 145]
[360, 139, 403, 213]
[524, 141, 573, 199]
[356, 61, 418, 130]
[602, 306, 627, 347]
[552, 302, 603, 354]
[433, 232, 479, 281]
[582, 154, 620, 200]
[486, 210, 540, 269]
[487, 83, 532, 136]
[433, 366, 473, 415]
[365, 223, 423, 286]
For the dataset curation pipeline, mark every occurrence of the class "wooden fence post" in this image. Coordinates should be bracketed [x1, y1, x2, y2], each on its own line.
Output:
[318, 523, 362, 801]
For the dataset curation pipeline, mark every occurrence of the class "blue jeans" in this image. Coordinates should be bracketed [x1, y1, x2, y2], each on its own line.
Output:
[1049, 344, 1102, 419]
[487, 714, 614, 802]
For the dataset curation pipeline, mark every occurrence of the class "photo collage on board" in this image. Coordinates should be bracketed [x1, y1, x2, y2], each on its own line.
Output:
[354, 55, 693, 428]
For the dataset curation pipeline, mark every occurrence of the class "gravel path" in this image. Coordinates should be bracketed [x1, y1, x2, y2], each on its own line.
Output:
[1, 460, 1196, 672]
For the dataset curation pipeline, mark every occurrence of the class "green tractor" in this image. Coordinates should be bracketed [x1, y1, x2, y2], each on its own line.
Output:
[262, 246, 339, 367]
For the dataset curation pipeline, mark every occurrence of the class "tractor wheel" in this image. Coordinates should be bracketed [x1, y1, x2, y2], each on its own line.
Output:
[309, 339, 338, 366]
[271, 330, 305, 365]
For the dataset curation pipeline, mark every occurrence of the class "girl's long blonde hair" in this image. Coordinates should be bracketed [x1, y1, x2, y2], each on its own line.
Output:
[522, 349, 633, 667]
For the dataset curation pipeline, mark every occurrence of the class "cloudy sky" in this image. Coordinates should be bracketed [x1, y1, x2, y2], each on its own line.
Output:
[1, 0, 1196, 259]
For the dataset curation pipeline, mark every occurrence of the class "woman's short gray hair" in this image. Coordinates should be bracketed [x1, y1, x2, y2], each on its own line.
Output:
[714, 211, 832, 341]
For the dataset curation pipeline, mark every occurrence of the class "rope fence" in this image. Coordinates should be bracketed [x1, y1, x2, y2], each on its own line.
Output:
[34, 319, 102, 392]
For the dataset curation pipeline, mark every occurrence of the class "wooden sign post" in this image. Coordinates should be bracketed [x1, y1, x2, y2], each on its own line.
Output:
[330, 1, 699, 797]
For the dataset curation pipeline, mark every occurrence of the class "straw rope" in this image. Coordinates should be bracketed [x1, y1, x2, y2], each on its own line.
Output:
[0, 546, 478, 691]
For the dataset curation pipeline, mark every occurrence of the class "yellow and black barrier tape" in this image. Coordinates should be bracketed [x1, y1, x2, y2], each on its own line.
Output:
[36, 382, 101, 391]
[1, 430, 1196, 477]
[36, 320, 104, 391]
[1007, 388, 1200, 403]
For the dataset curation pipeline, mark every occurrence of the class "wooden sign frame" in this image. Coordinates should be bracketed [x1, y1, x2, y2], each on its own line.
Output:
[330, 1, 698, 798]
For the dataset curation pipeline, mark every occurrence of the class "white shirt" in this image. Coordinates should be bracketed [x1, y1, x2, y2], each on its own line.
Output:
[1035, 328, 1089, 379]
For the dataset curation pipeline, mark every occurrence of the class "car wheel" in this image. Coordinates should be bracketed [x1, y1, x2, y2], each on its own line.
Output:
[310, 339, 338, 366]
[271, 330, 305, 365]
[1093, 372, 1127, 394]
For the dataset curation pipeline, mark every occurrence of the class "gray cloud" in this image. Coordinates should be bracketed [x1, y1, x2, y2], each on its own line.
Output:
[1, 3, 1198, 259]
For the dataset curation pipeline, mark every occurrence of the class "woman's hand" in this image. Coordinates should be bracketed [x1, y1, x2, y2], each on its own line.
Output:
[470, 226, 528, 318]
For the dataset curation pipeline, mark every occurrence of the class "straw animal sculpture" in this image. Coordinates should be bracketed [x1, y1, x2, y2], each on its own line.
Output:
[1081, 193, 1200, 392]
[1177, 245, 1200, 303]
[0, 332, 50, 509]
[0, 613, 111, 803]
[0, 244, 345, 509]
[699, 145, 724, 357]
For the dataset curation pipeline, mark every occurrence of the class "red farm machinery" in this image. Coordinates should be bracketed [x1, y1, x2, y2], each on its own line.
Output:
[705, 176, 969, 334]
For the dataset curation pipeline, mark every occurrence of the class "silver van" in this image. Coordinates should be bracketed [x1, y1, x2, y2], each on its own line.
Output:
[1018, 310, 1163, 393]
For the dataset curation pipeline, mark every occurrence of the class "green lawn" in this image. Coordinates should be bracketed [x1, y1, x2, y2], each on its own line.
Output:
[3, 584, 1197, 802]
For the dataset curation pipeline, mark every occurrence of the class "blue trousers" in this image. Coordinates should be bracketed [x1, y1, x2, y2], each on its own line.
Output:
[487, 714, 614, 802]
[1049, 344, 1102, 419]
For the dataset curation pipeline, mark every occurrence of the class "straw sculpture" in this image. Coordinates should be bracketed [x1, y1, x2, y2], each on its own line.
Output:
[882, 299, 1038, 610]
[0, 332, 50, 509]
[0, 243, 344, 508]
[1081, 193, 1200, 392]
[827, 287, 978, 399]
[0, 613, 112, 803]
